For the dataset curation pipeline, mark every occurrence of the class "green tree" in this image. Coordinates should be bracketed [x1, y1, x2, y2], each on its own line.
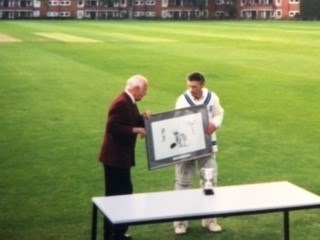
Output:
[195, 0, 206, 11]
[226, 0, 237, 19]
[300, 0, 320, 20]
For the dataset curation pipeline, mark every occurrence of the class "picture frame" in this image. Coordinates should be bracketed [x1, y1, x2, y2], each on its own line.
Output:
[144, 104, 213, 170]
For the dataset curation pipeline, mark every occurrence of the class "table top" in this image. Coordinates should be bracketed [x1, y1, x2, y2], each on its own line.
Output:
[92, 181, 320, 225]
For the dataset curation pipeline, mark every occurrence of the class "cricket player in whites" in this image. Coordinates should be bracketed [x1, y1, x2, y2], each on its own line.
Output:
[173, 72, 224, 234]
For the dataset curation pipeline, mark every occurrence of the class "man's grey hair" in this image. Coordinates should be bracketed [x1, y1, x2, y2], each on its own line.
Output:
[125, 74, 148, 90]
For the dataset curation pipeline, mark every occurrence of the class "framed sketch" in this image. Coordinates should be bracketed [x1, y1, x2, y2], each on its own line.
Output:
[144, 104, 213, 170]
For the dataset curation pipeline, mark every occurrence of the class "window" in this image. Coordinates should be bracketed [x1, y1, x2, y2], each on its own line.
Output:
[34, 0, 41, 7]
[215, 0, 232, 4]
[162, 0, 168, 7]
[1, 1, 13, 7]
[77, 10, 84, 18]
[85, 0, 98, 7]
[47, 1, 59, 6]
[289, 11, 299, 17]
[59, 11, 70, 17]
[120, 11, 126, 17]
[17, 11, 33, 18]
[134, 0, 144, 5]
[60, 1, 71, 5]
[215, 11, 226, 17]
[120, 0, 126, 7]
[33, 10, 40, 17]
[161, 10, 172, 18]
[146, 0, 155, 5]
[133, 11, 145, 17]
[19, 1, 32, 7]
[47, 11, 59, 17]
[145, 11, 155, 17]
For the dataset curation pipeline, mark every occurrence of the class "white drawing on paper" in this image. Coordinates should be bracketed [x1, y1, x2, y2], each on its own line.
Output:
[151, 112, 206, 161]
[170, 131, 187, 149]
[161, 128, 166, 142]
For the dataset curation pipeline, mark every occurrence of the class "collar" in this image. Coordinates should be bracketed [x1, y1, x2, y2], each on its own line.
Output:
[125, 90, 135, 104]
[187, 88, 208, 101]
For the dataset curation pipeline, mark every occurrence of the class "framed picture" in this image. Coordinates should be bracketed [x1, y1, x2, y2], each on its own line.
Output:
[144, 104, 213, 170]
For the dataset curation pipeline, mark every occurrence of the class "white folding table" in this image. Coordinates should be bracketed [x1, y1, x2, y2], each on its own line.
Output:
[91, 181, 320, 240]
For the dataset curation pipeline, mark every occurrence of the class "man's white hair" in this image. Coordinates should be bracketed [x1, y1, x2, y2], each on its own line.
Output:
[125, 74, 148, 90]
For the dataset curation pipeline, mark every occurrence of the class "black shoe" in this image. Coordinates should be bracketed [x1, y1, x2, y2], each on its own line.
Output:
[114, 234, 132, 240]
[123, 234, 132, 240]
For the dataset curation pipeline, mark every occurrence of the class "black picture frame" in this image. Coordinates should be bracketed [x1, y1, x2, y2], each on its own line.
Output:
[144, 104, 213, 170]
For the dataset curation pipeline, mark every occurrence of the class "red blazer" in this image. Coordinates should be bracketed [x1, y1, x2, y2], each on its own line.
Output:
[99, 92, 144, 169]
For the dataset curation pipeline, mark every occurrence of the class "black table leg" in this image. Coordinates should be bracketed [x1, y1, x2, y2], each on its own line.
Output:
[284, 211, 290, 240]
[91, 204, 98, 240]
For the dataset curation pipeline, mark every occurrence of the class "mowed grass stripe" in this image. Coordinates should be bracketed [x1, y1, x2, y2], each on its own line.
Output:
[98, 32, 176, 43]
[149, 25, 320, 45]
[34, 32, 102, 43]
[34, 31, 174, 43]
[0, 33, 21, 42]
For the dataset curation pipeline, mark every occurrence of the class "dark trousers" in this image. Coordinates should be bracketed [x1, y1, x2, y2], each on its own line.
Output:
[103, 164, 133, 240]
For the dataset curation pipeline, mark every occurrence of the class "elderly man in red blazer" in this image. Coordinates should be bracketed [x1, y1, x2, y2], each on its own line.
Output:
[99, 74, 150, 240]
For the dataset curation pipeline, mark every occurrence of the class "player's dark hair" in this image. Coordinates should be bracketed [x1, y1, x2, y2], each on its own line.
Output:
[187, 72, 205, 84]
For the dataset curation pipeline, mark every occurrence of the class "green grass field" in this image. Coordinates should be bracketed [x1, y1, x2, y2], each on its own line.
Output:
[1, 20, 319, 240]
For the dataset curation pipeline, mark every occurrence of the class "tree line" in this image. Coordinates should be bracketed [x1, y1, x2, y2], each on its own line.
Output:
[301, 0, 320, 20]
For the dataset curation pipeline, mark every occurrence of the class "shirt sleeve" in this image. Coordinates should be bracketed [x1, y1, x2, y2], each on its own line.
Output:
[210, 92, 224, 128]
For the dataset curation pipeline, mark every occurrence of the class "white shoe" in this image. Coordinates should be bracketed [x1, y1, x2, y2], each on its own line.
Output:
[202, 219, 222, 232]
[174, 222, 187, 234]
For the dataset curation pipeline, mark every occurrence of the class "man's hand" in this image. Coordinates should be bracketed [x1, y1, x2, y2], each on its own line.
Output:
[133, 127, 146, 138]
[207, 123, 218, 135]
[142, 110, 152, 119]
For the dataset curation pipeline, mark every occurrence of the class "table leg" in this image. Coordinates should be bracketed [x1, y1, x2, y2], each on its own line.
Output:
[91, 204, 98, 240]
[283, 211, 290, 240]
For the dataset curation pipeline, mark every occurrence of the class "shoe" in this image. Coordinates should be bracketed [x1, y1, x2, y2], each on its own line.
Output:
[113, 234, 132, 240]
[123, 234, 132, 240]
[174, 223, 187, 234]
[202, 219, 222, 232]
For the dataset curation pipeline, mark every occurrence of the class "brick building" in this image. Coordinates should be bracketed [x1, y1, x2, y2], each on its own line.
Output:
[0, 0, 301, 20]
